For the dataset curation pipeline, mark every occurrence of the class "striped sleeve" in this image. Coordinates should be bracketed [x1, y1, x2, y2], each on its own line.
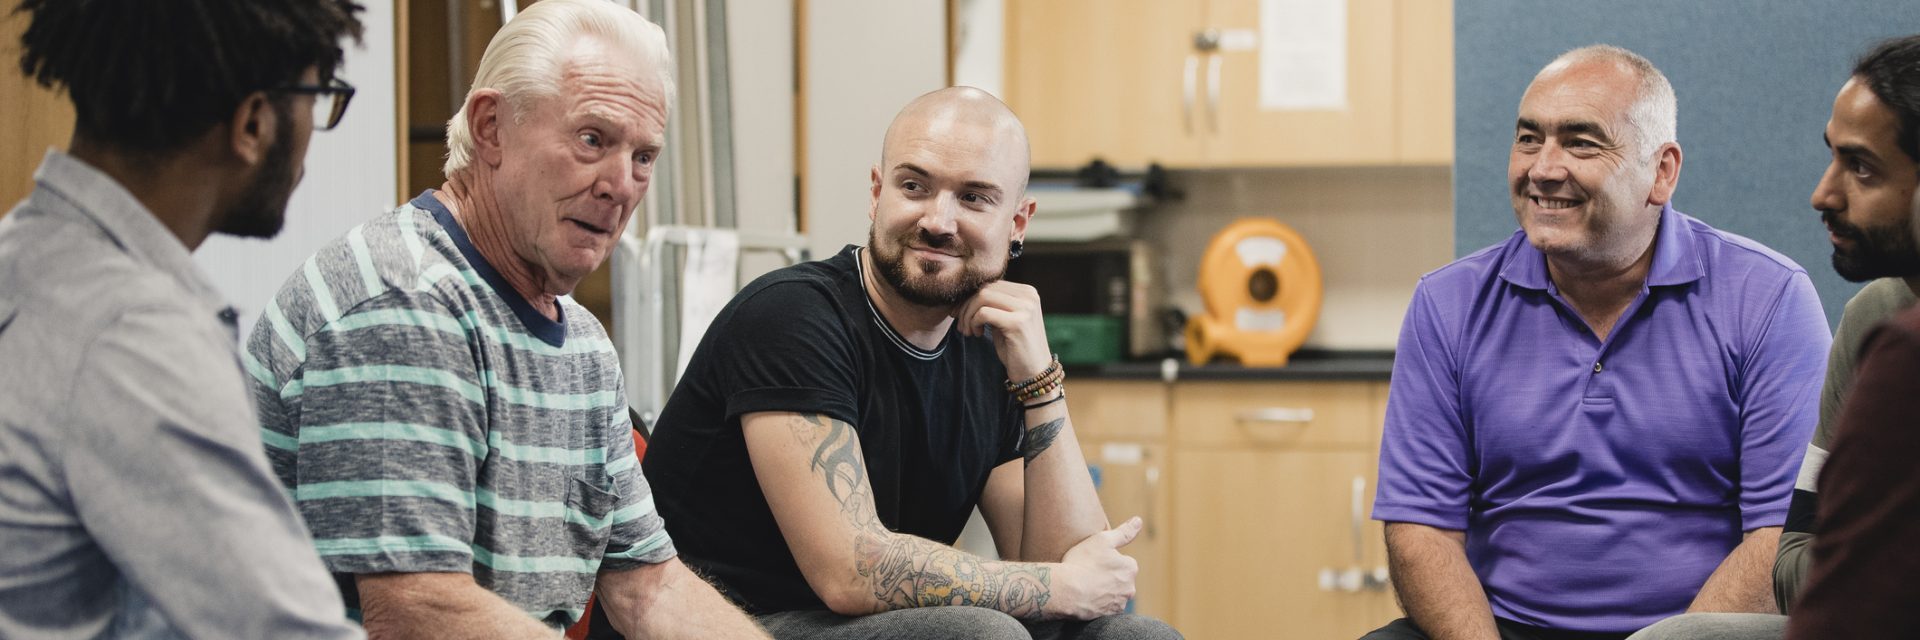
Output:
[286, 290, 488, 575]
[601, 392, 676, 569]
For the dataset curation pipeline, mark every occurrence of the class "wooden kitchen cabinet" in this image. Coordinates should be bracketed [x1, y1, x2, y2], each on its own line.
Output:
[1003, 0, 1453, 168]
[1167, 380, 1396, 637]
[1004, 0, 1206, 168]
[1203, 0, 1399, 166]
[1070, 380, 1174, 621]
[1066, 377, 1400, 633]
[1394, 0, 1455, 164]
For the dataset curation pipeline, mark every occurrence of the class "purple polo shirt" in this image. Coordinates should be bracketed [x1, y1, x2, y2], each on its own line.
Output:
[1373, 205, 1828, 633]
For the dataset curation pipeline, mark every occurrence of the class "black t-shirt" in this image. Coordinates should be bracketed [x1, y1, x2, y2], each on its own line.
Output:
[642, 245, 1024, 615]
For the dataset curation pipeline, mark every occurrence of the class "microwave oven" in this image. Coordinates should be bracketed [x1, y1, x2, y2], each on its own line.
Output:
[1003, 240, 1161, 364]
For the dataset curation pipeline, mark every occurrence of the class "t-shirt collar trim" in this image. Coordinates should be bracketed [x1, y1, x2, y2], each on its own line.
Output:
[852, 246, 946, 361]
[412, 190, 568, 347]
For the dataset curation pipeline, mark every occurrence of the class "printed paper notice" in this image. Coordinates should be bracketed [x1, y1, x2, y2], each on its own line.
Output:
[1258, 0, 1347, 111]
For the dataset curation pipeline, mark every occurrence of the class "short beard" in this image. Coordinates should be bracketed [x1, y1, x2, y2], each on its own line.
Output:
[1827, 211, 1920, 282]
[214, 102, 300, 239]
[869, 226, 1003, 307]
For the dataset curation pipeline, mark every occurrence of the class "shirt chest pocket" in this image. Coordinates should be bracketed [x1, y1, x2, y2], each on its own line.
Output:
[565, 473, 621, 532]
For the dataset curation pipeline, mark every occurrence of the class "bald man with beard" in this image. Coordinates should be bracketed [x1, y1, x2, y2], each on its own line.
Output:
[642, 88, 1182, 640]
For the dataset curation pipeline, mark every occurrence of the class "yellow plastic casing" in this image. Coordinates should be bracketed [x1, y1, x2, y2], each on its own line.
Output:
[1185, 218, 1324, 367]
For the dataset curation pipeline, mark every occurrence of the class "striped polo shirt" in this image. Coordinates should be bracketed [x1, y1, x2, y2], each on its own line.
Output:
[243, 191, 673, 627]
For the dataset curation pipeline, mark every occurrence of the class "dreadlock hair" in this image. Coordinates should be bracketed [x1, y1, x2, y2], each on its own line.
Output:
[16, 0, 365, 154]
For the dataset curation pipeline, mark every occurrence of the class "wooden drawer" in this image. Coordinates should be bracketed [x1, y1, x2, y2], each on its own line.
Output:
[1170, 380, 1381, 449]
[1066, 379, 1169, 441]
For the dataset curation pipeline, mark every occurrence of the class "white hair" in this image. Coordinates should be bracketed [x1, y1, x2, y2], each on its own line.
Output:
[443, 0, 674, 176]
[1547, 44, 1677, 156]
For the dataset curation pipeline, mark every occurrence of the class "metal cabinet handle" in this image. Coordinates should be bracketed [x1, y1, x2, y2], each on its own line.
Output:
[1183, 55, 1199, 135]
[1186, 29, 1219, 137]
[1193, 27, 1222, 51]
[1319, 475, 1392, 593]
[1349, 475, 1366, 566]
[1206, 53, 1222, 135]
[1144, 463, 1160, 540]
[1235, 407, 1315, 424]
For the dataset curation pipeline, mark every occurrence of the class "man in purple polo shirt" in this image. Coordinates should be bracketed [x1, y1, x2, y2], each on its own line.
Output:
[1362, 45, 1830, 640]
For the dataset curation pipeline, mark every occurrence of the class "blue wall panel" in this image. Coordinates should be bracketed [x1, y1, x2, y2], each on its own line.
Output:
[1454, 1, 1920, 327]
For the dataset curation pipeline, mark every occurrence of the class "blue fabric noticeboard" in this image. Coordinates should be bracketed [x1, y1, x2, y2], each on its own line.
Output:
[1453, 1, 1920, 328]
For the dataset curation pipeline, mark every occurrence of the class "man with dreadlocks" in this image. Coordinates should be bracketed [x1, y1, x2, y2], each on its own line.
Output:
[0, 1, 367, 638]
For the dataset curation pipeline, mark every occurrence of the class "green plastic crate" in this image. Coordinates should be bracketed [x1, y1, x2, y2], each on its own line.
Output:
[1045, 314, 1125, 365]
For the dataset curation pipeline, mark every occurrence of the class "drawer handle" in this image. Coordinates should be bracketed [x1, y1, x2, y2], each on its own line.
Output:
[1144, 464, 1160, 540]
[1183, 54, 1199, 135]
[1235, 407, 1315, 424]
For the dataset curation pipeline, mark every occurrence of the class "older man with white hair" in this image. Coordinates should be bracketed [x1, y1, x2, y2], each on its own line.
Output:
[1363, 45, 1830, 639]
[243, 1, 765, 637]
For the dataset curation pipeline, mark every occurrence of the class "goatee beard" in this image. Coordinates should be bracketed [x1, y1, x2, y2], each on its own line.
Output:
[869, 227, 1003, 307]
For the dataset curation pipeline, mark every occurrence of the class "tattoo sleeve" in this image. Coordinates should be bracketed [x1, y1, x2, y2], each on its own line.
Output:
[792, 413, 1056, 619]
[1021, 417, 1066, 464]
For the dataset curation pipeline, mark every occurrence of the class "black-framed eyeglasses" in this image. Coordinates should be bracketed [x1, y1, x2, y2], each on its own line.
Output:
[277, 77, 356, 131]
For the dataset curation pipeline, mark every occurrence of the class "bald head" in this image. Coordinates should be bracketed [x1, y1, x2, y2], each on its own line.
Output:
[880, 86, 1032, 195]
[1530, 45, 1677, 155]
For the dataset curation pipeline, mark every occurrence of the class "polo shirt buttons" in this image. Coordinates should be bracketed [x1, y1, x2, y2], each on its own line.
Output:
[1593, 362, 1604, 373]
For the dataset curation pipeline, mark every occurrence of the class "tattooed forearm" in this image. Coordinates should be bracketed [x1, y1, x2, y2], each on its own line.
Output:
[1022, 417, 1066, 464]
[856, 525, 1053, 619]
[790, 413, 1056, 619]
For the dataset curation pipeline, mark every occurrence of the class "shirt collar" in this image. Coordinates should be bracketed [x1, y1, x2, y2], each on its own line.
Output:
[413, 190, 568, 347]
[1497, 203, 1705, 291]
[29, 149, 233, 317]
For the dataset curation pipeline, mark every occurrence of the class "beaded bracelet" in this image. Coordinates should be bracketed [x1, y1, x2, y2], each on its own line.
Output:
[1022, 390, 1067, 410]
[1009, 363, 1064, 402]
[1015, 376, 1064, 402]
[1004, 355, 1062, 394]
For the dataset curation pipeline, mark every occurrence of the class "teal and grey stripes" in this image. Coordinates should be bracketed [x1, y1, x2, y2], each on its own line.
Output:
[243, 202, 674, 628]
[294, 480, 657, 530]
[264, 418, 626, 469]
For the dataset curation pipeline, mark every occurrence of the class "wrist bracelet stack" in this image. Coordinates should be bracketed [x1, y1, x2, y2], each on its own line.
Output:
[1022, 392, 1067, 410]
[1007, 355, 1066, 407]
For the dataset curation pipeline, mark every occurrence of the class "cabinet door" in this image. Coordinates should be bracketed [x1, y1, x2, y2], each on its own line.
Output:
[1395, 0, 1453, 164]
[1082, 438, 1173, 623]
[1203, 0, 1399, 166]
[1005, 0, 1206, 168]
[1171, 448, 1396, 638]
[1068, 380, 1169, 441]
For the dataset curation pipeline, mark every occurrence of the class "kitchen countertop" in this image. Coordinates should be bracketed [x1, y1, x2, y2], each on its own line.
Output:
[1066, 349, 1394, 382]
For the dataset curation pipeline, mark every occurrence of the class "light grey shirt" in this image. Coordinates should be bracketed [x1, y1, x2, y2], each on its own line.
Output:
[0, 150, 363, 639]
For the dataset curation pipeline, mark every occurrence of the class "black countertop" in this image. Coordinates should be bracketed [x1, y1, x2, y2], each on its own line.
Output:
[1066, 349, 1394, 382]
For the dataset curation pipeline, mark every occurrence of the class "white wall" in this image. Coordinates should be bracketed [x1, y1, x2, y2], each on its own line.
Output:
[194, 2, 397, 336]
[950, 0, 1003, 97]
[801, 0, 947, 258]
[728, 0, 799, 279]
[729, 1, 795, 236]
